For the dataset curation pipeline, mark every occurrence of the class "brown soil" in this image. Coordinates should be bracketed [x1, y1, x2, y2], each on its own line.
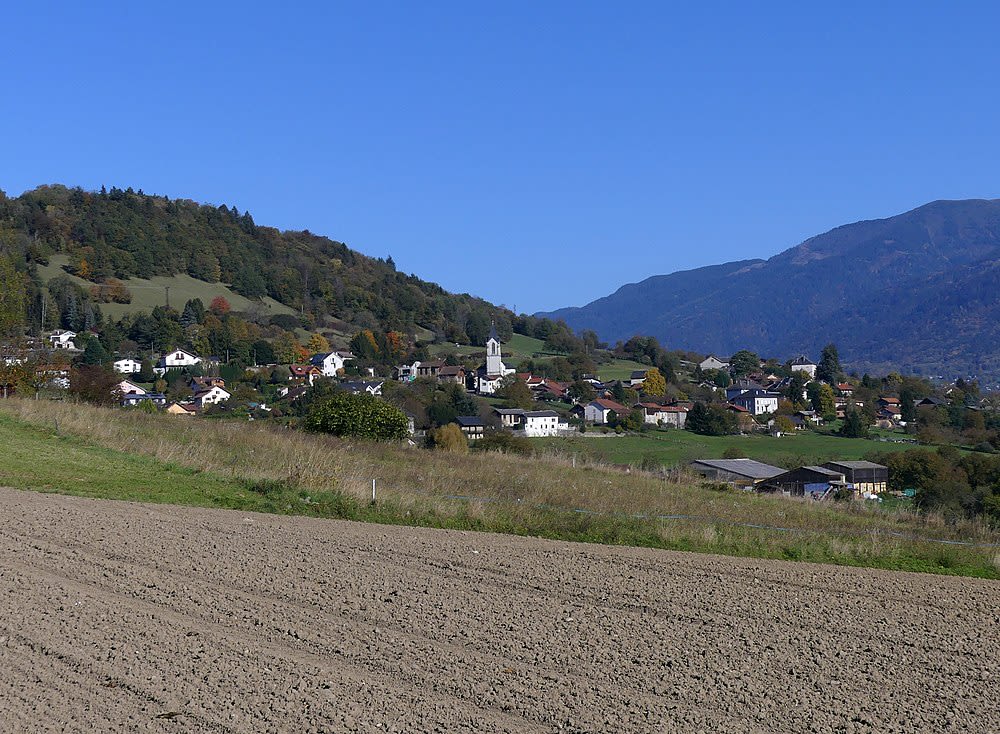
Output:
[0, 488, 997, 733]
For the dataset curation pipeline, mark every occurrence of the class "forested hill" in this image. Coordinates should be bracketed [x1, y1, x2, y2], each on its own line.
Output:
[0, 184, 511, 341]
[540, 199, 1000, 380]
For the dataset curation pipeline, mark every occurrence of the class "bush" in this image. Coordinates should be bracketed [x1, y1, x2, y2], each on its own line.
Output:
[427, 424, 468, 453]
[305, 392, 409, 440]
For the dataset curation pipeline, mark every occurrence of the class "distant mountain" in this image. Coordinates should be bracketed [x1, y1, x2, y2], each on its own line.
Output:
[540, 199, 1000, 380]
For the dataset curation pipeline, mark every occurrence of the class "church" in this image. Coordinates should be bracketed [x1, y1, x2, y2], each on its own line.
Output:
[473, 324, 515, 394]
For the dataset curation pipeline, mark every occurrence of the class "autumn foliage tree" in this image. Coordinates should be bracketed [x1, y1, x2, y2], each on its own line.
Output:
[69, 364, 121, 406]
[209, 296, 231, 315]
[641, 367, 666, 396]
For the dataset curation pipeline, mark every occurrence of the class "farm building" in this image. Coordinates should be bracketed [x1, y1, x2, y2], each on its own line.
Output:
[689, 459, 784, 488]
[759, 466, 848, 498]
[821, 461, 888, 495]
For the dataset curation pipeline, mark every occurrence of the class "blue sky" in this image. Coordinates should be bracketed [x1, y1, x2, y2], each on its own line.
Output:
[4, 3, 1000, 313]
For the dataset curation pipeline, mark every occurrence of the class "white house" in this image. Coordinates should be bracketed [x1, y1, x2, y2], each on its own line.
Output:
[122, 392, 166, 408]
[636, 403, 688, 428]
[393, 361, 420, 382]
[155, 349, 201, 375]
[699, 355, 729, 372]
[790, 356, 817, 379]
[192, 385, 231, 407]
[477, 373, 506, 395]
[628, 370, 648, 387]
[118, 380, 146, 396]
[311, 350, 355, 378]
[522, 410, 568, 437]
[49, 331, 78, 350]
[114, 358, 143, 374]
[341, 380, 384, 397]
[584, 398, 628, 425]
[729, 389, 781, 415]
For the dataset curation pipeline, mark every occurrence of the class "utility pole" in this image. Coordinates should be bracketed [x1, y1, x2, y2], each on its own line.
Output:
[165, 286, 170, 308]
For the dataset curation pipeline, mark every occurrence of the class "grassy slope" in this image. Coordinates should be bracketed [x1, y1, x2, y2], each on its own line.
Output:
[533, 429, 916, 468]
[427, 333, 651, 382]
[0, 400, 997, 578]
[37, 255, 296, 320]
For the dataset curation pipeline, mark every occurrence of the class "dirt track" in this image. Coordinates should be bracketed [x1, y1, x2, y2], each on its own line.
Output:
[0, 488, 998, 733]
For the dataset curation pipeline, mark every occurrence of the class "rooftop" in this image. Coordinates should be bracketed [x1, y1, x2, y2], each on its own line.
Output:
[690, 458, 785, 480]
[822, 460, 887, 470]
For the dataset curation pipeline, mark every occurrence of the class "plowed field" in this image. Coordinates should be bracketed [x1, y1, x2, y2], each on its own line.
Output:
[0, 488, 997, 733]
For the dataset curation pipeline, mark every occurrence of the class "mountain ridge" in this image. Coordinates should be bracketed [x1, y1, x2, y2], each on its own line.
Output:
[540, 199, 1000, 379]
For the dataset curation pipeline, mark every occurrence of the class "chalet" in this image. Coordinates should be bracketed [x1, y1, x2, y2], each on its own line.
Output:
[113, 358, 143, 374]
[836, 383, 855, 397]
[310, 350, 354, 378]
[118, 380, 146, 396]
[795, 409, 823, 425]
[521, 410, 567, 437]
[729, 389, 780, 415]
[629, 370, 648, 387]
[878, 404, 902, 424]
[821, 461, 888, 495]
[341, 380, 384, 397]
[192, 385, 231, 408]
[636, 402, 688, 428]
[476, 373, 505, 395]
[289, 364, 322, 383]
[494, 408, 527, 429]
[48, 331, 78, 350]
[122, 392, 167, 408]
[916, 396, 948, 408]
[760, 466, 848, 498]
[455, 416, 485, 440]
[189, 376, 226, 391]
[877, 396, 900, 409]
[165, 402, 196, 416]
[689, 458, 784, 488]
[579, 374, 603, 386]
[584, 398, 627, 425]
[155, 349, 201, 375]
[277, 385, 310, 402]
[789, 356, 817, 378]
[536, 381, 568, 401]
[416, 361, 445, 379]
[393, 361, 420, 382]
[437, 365, 467, 386]
[699, 355, 729, 372]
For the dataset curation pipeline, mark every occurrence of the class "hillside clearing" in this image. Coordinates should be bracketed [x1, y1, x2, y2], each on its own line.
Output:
[36, 254, 296, 319]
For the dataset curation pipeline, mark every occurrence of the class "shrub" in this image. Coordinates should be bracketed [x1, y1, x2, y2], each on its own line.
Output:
[428, 423, 468, 453]
[305, 392, 409, 440]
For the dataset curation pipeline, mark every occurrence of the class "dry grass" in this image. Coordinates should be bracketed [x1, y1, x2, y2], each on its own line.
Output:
[2, 398, 999, 577]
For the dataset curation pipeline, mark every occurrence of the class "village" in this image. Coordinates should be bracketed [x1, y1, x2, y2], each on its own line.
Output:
[8, 322, 994, 504]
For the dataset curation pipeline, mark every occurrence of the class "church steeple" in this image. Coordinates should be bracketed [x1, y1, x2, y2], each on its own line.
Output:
[486, 321, 503, 375]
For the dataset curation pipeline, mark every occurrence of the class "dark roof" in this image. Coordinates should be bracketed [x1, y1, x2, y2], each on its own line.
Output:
[437, 365, 465, 376]
[456, 416, 485, 427]
[524, 410, 559, 418]
[493, 408, 526, 415]
[690, 459, 784, 480]
[488, 322, 499, 341]
[630, 370, 648, 380]
[822, 460, 887, 470]
[791, 355, 815, 365]
[341, 380, 383, 390]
